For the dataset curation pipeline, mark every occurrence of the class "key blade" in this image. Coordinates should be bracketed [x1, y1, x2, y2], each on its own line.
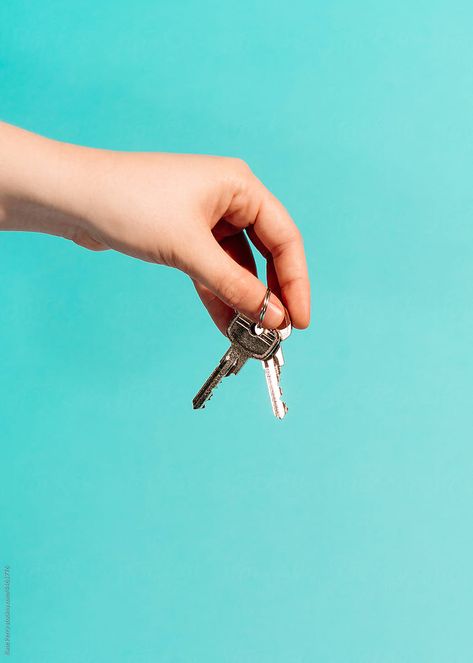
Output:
[263, 357, 288, 419]
[273, 347, 284, 381]
[193, 348, 244, 410]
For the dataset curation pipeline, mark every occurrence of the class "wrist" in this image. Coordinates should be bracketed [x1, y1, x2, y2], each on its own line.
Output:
[0, 122, 103, 237]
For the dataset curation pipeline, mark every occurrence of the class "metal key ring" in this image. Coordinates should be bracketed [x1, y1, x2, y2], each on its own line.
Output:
[256, 287, 271, 330]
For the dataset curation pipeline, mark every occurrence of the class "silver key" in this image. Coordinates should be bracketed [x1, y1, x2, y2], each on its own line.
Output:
[193, 313, 281, 410]
[261, 321, 292, 419]
[262, 350, 287, 419]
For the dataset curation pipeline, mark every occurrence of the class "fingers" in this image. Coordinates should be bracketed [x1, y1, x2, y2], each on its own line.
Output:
[246, 188, 310, 329]
[193, 232, 258, 333]
[220, 164, 310, 329]
[185, 231, 286, 329]
[179, 157, 310, 331]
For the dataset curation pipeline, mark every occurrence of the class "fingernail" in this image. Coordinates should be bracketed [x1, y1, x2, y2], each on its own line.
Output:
[265, 300, 285, 328]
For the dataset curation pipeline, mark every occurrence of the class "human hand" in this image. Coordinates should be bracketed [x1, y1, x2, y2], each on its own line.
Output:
[0, 123, 310, 333]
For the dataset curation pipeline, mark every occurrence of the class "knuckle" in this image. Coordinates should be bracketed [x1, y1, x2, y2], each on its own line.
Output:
[278, 224, 303, 252]
[292, 224, 303, 243]
[229, 156, 252, 176]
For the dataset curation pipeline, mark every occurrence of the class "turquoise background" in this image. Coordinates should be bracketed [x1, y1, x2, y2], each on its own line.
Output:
[1, 1, 473, 661]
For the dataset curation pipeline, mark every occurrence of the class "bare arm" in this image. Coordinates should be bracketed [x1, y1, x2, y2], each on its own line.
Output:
[0, 121, 310, 332]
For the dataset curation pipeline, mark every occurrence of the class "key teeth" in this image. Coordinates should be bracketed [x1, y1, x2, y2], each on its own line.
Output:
[276, 404, 288, 420]
[193, 377, 220, 410]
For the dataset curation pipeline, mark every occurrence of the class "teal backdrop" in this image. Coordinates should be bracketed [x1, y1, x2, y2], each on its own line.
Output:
[1, 1, 473, 661]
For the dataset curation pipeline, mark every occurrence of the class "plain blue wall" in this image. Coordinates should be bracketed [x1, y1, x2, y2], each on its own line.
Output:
[1, 1, 472, 661]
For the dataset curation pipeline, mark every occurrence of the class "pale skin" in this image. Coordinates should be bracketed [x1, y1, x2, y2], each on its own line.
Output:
[0, 121, 310, 333]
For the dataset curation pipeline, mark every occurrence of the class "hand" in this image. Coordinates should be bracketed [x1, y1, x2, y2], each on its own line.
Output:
[0, 123, 310, 333]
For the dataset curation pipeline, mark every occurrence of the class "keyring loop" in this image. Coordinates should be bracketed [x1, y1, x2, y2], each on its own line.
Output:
[256, 287, 271, 329]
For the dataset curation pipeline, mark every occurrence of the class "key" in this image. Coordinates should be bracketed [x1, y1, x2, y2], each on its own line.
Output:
[193, 313, 281, 410]
[262, 350, 287, 419]
[261, 320, 292, 419]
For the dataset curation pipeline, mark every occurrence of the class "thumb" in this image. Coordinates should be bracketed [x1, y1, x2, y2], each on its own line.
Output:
[185, 235, 286, 328]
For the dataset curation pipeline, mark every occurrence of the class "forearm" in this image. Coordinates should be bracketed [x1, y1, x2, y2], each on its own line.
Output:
[0, 121, 100, 236]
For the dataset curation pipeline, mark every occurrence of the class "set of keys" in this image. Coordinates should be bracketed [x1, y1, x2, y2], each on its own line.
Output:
[192, 289, 292, 419]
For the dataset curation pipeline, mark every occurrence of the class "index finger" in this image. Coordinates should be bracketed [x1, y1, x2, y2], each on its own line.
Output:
[248, 187, 310, 329]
